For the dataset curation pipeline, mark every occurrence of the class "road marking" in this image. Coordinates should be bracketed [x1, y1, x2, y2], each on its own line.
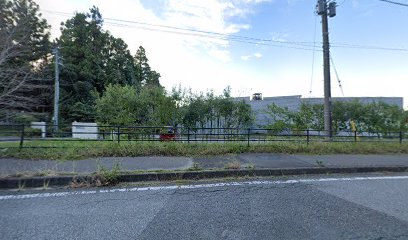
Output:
[1, 175, 408, 200]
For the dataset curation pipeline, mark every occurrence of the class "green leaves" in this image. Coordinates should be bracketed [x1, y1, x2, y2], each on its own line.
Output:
[265, 100, 407, 135]
[182, 88, 254, 129]
[57, 8, 161, 122]
[95, 84, 175, 126]
[134, 46, 161, 88]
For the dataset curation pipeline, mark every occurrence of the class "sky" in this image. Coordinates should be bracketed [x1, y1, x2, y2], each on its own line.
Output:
[35, 0, 408, 108]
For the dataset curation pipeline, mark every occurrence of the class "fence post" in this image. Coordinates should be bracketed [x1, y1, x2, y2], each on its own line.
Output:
[19, 124, 25, 149]
[187, 127, 190, 144]
[354, 131, 357, 142]
[306, 129, 310, 146]
[117, 126, 120, 144]
[247, 128, 251, 147]
[400, 131, 403, 144]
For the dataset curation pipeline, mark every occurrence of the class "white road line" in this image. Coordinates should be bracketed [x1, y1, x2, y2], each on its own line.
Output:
[1, 175, 408, 200]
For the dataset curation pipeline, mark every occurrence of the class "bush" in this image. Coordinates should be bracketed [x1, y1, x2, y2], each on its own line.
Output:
[24, 127, 42, 137]
[13, 113, 38, 125]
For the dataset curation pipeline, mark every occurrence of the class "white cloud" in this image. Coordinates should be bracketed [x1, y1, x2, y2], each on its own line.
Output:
[35, 0, 271, 94]
[270, 32, 290, 42]
[241, 55, 251, 61]
[253, 52, 262, 58]
[209, 49, 232, 62]
[240, 52, 262, 61]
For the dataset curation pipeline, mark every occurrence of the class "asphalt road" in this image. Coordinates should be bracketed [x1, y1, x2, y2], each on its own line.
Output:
[1, 173, 408, 239]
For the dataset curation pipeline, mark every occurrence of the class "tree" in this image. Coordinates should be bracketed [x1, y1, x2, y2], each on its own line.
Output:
[58, 7, 138, 122]
[95, 84, 142, 126]
[265, 100, 406, 135]
[139, 86, 176, 125]
[182, 87, 253, 130]
[264, 104, 292, 133]
[134, 46, 161, 88]
[0, 0, 52, 118]
[95, 84, 175, 126]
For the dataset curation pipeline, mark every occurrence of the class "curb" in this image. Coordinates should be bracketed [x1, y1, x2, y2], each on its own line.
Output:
[1, 166, 407, 189]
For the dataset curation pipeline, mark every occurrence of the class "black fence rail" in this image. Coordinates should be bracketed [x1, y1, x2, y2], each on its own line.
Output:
[0, 124, 406, 149]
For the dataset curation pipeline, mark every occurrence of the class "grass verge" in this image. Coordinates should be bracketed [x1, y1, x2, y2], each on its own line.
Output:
[1, 140, 408, 160]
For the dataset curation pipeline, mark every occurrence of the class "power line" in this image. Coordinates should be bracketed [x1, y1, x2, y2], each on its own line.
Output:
[103, 22, 318, 51]
[41, 9, 408, 53]
[43, 9, 314, 47]
[309, 16, 318, 97]
[379, 0, 408, 7]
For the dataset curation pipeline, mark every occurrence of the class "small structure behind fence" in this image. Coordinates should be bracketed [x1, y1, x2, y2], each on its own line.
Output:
[72, 122, 98, 139]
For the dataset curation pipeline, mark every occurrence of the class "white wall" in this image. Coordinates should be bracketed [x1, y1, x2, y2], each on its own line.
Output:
[31, 122, 46, 138]
[72, 122, 98, 139]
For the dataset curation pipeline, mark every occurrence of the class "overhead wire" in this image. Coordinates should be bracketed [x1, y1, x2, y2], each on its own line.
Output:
[309, 15, 318, 97]
[43, 9, 316, 49]
[378, 0, 408, 7]
[41, 9, 408, 53]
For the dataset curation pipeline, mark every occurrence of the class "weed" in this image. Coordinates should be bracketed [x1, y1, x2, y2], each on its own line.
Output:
[97, 162, 121, 185]
[224, 161, 241, 170]
[18, 180, 25, 191]
[188, 162, 202, 171]
[13, 172, 24, 177]
[71, 162, 122, 188]
[316, 160, 325, 167]
[1, 141, 408, 160]
[245, 164, 255, 170]
[43, 179, 50, 189]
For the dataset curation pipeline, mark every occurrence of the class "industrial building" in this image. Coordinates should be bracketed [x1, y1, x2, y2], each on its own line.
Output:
[235, 94, 403, 128]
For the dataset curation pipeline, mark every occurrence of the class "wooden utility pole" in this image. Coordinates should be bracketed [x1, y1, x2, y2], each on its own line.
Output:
[317, 0, 336, 138]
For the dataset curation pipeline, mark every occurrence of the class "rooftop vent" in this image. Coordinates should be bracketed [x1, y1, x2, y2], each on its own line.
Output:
[251, 93, 263, 101]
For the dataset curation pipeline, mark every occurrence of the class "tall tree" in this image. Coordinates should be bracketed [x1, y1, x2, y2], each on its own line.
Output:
[134, 46, 161, 88]
[0, 0, 52, 119]
[57, 7, 136, 122]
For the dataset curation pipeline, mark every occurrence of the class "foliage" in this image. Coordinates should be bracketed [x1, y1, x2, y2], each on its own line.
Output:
[97, 162, 121, 185]
[2, 140, 408, 160]
[57, 7, 162, 122]
[95, 84, 175, 126]
[58, 7, 131, 121]
[264, 104, 292, 133]
[182, 87, 254, 130]
[134, 46, 161, 88]
[265, 103, 323, 133]
[0, 0, 52, 114]
[13, 113, 38, 125]
[265, 100, 407, 135]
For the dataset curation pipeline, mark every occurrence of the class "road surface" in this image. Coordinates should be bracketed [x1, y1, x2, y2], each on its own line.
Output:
[1, 173, 408, 239]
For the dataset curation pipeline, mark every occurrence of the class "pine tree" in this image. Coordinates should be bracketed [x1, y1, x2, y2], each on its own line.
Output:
[0, 0, 52, 119]
[134, 46, 162, 88]
[57, 6, 136, 122]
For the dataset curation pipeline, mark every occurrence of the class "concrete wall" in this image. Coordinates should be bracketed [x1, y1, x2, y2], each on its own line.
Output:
[303, 97, 403, 107]
[235, 95, 404, 128]
[72, 122, 98, 139]
[236, 95, 302, 127]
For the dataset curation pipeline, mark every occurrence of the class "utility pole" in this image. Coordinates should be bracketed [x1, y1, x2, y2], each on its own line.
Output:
[52, 47, 60, 133]
[316, 0, 336, 138]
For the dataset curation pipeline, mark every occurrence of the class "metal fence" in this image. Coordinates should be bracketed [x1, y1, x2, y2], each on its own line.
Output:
[0, 124, 406, 149]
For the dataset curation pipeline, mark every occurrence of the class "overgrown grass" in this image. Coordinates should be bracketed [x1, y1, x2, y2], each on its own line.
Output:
[1, 140, 408, 160]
